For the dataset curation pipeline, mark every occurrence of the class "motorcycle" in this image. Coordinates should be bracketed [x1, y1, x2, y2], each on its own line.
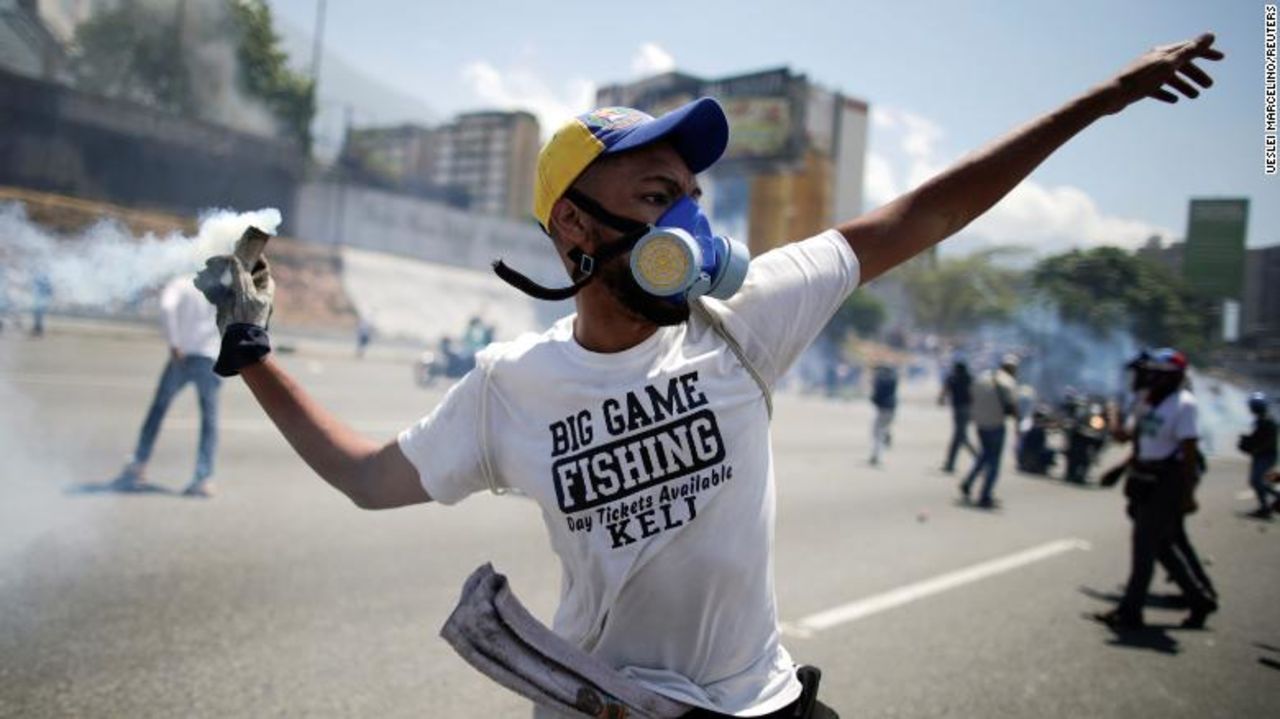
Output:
[1063, 396, 1109, 484]
[414, 338, 477, 387]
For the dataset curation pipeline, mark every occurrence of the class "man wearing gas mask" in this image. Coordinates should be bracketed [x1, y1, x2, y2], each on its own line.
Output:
[197, 34, 1220, 718]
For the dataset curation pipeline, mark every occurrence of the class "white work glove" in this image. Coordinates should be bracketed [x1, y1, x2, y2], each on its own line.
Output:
[194, 255, 275, 334]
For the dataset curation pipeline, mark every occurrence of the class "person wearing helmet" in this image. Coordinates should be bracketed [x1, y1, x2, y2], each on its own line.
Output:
[1095, 349, 1218, 630]
[1239, 392, 1279, 518]
[194, 34, 1220, 718]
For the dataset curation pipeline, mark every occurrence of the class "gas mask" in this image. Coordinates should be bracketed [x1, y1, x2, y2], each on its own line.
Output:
[494, 188, 750, 308]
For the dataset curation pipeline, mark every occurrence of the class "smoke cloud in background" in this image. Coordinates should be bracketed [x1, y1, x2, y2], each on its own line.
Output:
[0, 201, 277, 577]
[0, 203, 281, 312]
[965, 301, 1254, 456]
[180, 0, 281, 138]
[966, 301, 1139, 401]
[73, 0, 281, 138]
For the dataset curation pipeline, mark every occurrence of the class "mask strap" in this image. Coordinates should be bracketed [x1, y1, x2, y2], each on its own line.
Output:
[493, 260, 593, 301]
[493, 190, 649, 301]
[563, 187, 647, 235]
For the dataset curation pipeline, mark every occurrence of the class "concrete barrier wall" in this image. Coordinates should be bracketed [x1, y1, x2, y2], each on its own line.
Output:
[0, 70, 303, 229]
[295, 180, 560, 276]
[296, 180, 573, 335]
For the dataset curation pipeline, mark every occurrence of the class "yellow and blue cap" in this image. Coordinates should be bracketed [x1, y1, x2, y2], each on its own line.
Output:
[533, 97, 729, 231]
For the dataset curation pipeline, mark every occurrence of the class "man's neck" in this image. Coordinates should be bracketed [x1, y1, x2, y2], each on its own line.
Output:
[572, 289, 660, 353]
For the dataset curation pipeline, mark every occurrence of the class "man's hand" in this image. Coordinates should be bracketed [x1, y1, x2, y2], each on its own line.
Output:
[194, 255, 275, 334]
[170, 347, 184, 362]
[1095, 32, 1223, 115]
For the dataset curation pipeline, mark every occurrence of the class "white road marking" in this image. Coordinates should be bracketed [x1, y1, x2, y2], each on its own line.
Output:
[781, 538, 1092, 638]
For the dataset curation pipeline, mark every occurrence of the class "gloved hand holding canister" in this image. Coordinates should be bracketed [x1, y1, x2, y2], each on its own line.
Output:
[194, 226, 275, 377]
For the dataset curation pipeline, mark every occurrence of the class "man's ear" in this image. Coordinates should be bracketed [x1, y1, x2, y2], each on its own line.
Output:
[549, 196, 592, 251]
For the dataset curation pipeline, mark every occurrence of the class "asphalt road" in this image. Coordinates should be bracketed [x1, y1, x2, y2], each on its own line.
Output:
[1, 326, 1277, 718]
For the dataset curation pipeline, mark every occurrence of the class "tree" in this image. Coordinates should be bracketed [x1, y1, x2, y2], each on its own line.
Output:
[69, 0, 314, 152]
[1030, 247, 1214, 359]
[70, 1, 194, 114]
[230, 0, 315, 152]
[899, 249, 1024, 335]
[825, 289, 887, 344]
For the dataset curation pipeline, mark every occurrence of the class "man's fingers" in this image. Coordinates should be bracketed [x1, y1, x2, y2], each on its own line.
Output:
[231, 255, 258, 297]
[250, 261, 273, 293]
[1192, 32, 1224, 61]
[1150, 88, 1179, 103]
[1179, 61, 1213, 88]
[1165, 75, 1199, 99]
[193, 256, 232, 299]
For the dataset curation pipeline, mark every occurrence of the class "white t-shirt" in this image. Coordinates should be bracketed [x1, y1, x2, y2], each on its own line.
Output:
[398, 230, 860, 715]
[1135, 389, 1198, 461]
[160, 275, 220, 358]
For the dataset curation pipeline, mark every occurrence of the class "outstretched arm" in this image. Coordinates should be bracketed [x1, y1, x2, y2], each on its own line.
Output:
[841, 33, 1223, 283]
[194, 253, 428, 510]
[240, 357, 430, 509]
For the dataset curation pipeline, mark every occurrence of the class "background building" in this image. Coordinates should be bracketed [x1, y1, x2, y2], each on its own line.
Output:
[1135, 234, 1185, 277]
[1243, 243, 1280, 343]
[597, 67, 868, 255]
[341, 110, 540, 221]
[341, 124, 437, 189]
[430, 111, 539, 221]
[1182, 198, 1248, 300]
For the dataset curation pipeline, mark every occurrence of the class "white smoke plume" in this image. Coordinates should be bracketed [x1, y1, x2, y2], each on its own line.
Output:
[964, 301, 1254, 455]
[71, 0, 282, 138]
[182, 1, 282, 138]
[0, 204, 281, 311]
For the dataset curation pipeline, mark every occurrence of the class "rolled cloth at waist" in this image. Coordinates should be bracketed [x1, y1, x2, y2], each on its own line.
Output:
[440, 563, 692, 719]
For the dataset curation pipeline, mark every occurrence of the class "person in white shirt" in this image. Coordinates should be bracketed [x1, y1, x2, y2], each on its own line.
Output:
[194, 35, 1219, 717]
[1094, 348, 1217, 630]
[114, 274, 223, 497]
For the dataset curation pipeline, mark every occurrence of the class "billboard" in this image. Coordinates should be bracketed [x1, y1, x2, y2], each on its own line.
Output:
[706, 68, 804, 168]
[598, 68, 806, 169]
[720, 97, 794, 161]
[1183, 198, 1249, 300]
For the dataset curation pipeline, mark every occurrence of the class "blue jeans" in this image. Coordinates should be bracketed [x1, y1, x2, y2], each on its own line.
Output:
[964, 426, 1006, 502]
[1250, 453, 1278, 511]
[132, 356, 222, 481]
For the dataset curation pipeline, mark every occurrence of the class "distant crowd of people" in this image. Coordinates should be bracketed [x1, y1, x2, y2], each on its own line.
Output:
[860, 343, 1277, 632]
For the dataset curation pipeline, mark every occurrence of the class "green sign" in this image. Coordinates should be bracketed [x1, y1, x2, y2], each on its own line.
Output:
[1183, 198, 1248, 300]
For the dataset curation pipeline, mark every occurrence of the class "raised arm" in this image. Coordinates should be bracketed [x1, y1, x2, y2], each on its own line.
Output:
[240, 357, 429, 509]
[194, 254, 429, 510]
[840, 33, 1223, 283]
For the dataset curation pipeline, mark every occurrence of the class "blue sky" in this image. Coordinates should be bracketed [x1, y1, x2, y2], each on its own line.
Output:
[269, 0, 1274, 254]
